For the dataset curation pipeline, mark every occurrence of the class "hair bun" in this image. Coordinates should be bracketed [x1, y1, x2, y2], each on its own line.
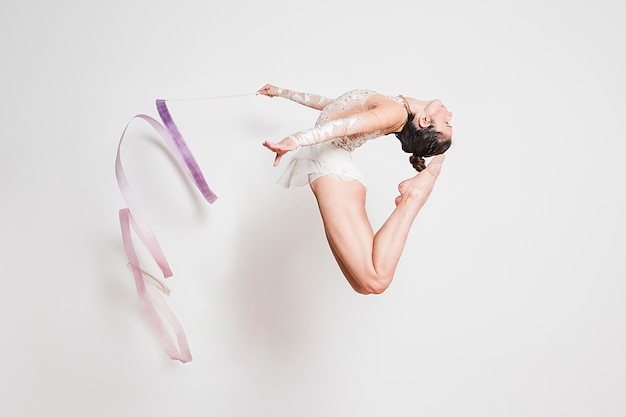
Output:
[410, 154, 426, 172]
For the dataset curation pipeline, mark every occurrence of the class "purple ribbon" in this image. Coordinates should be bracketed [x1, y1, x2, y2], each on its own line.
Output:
[115, 100, 217, 362]
[156, 99, 218, 203]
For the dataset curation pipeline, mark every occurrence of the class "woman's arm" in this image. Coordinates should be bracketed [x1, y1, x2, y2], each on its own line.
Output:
[257, 84, 333, 110]
[263, 104, 405, 166]
[290, 109, 394, 146]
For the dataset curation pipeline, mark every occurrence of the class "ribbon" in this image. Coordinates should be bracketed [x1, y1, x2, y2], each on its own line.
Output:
[115, 100, 217, 363]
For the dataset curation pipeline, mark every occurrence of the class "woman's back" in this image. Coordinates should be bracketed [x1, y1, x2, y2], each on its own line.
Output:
[317, 90, 408, 152]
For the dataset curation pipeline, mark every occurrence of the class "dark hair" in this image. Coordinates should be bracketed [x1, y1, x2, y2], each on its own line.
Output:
[395, 113, 451, 171]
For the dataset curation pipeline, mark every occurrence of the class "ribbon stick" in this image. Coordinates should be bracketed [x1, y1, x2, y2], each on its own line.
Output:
[115, 99, 217, 363]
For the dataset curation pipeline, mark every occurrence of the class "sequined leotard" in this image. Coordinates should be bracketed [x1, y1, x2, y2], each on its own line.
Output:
[277, 89, 407, 188]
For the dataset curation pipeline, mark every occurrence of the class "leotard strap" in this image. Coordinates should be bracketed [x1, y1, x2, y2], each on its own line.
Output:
[398, 95, 412, 118]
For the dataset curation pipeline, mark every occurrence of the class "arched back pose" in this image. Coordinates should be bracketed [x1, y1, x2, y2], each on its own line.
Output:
[258, 84, 452, 294]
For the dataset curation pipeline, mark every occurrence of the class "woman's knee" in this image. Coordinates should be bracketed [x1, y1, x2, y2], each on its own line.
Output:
[356, 273, 393, 295]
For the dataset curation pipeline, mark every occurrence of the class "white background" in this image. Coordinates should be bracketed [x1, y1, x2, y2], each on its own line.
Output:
[2, 1, 625, 416]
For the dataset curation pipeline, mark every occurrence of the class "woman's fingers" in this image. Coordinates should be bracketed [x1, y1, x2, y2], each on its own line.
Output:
[262, 141, 286, 166]
[262, 141, 278, 151]
[257, 84, 278, 97]
[263, 140, 292, 153]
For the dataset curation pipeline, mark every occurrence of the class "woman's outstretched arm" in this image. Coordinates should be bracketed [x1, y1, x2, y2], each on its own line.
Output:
[262, 104, 406, 166]
[257, 84, 334, 110]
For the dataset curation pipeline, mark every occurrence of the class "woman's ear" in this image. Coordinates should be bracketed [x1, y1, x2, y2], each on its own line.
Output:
[417, 115, 431, 128]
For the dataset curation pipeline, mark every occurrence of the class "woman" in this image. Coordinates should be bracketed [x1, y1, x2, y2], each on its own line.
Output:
[258, 84, 452, 294]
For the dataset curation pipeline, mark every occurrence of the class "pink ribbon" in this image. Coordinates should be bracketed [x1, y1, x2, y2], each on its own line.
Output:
[115, 100, 217, 363]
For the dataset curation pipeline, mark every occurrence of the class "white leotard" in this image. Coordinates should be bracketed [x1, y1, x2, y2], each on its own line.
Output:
[277, 89, 405, 189]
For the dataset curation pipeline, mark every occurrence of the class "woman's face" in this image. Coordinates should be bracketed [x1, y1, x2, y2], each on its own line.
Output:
[424, 99, 453, 140]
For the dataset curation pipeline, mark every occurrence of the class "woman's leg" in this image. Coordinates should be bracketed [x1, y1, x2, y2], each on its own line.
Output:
[310, 155, 444, 294]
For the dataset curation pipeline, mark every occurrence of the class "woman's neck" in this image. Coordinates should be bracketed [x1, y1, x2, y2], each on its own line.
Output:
[404, 97, 428, 117]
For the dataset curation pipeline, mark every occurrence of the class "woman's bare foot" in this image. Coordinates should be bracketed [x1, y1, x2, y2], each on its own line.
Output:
[394, 155, 445, 206]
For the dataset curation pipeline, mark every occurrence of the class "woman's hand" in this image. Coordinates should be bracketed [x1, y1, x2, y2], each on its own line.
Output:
[262, 137, 297, 167]
[257, 84, 280, 98]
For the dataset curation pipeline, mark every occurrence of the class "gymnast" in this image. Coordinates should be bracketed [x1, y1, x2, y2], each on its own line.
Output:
[258, 84, 452, 294]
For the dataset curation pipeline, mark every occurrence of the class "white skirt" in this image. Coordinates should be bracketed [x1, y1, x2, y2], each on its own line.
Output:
[277, 142, 366, 189]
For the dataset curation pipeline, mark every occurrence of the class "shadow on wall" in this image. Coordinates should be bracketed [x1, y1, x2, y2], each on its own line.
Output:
[225, 185, 332, 359]
[195, 96, 340, 360]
